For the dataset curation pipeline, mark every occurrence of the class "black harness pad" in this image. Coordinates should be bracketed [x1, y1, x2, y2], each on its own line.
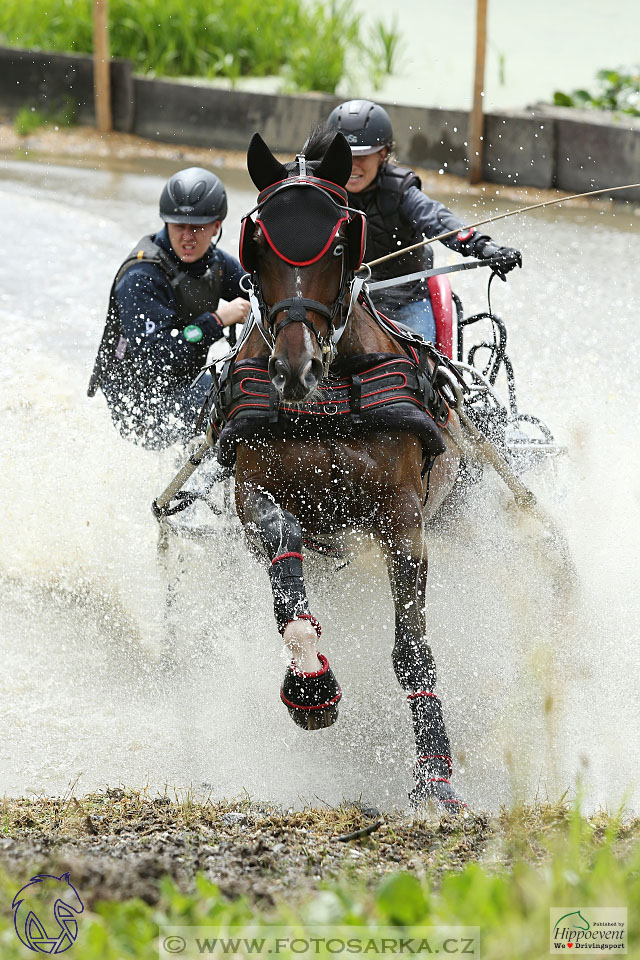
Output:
[210, 353, 449, 468]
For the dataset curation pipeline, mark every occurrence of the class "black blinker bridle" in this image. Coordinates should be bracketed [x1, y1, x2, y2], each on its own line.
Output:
[241, 166, 363, 374]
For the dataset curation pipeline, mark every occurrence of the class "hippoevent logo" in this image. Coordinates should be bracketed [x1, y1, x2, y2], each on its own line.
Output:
[12, 873, 84, 954]
[550, 907, 627, 954]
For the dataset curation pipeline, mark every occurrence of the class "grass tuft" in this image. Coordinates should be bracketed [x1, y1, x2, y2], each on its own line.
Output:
[0, 791, 638, 958]
[13, 98, 77, 136]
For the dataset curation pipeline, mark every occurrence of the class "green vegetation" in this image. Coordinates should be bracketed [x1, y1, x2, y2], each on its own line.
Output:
[554, 67, 640, 117]
[13, 98, 77, 135]
[0, 0, 401, 94]
[367, 15, 404, 91]
[0, 794, 638, 959]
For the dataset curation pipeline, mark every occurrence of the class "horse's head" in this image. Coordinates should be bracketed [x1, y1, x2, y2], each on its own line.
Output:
[240, 131, 366, 401]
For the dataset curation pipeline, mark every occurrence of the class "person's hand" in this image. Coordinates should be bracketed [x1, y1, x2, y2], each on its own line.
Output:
[216, 298, 251, 327]
[476, 240, 522, 281]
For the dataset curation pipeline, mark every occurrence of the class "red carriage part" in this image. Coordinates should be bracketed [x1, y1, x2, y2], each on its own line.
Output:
[427, 274, 453, 359]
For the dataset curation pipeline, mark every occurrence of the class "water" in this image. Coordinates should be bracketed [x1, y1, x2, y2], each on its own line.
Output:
[0, 155, 638, 812]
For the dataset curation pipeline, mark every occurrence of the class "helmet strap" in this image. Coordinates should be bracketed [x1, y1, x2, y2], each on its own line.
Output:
[211, 223, 223, 249]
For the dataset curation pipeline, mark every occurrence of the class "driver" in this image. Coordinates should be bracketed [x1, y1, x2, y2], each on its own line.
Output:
[326, 99, 522, 342]
[88, 167, 250, 449]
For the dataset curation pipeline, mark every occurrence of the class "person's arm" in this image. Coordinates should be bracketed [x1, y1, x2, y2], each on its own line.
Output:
[214, 251, 251, 327]
[401, 186, 522, 277]
[115, 264, 226, 379]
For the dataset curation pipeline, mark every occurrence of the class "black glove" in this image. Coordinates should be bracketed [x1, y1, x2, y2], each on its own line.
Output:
[475, 239, 522, 281]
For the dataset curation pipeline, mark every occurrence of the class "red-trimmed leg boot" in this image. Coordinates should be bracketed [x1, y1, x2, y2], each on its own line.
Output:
[406, 691, 467, 811]
[280, 654, 342, 730]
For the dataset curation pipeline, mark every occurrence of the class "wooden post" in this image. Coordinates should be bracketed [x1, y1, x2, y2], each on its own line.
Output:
[93, 0, 112, 133]
[468, 0, 487, 184]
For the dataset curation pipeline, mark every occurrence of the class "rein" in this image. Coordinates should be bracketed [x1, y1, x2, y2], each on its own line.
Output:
[367, 181, 640, 269]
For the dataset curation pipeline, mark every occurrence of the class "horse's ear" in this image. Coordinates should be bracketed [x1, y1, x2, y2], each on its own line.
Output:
[247, 133, 288, 191]
[314, 132, 352, 187]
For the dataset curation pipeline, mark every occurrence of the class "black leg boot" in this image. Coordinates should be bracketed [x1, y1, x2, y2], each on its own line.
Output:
[406, 691, 467, 811]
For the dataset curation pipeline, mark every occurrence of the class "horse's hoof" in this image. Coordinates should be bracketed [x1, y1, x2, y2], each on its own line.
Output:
[409, 778, 468, 812]
[280, 654, 342, 731]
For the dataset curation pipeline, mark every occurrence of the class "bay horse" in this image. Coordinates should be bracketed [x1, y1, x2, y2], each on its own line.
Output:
[211, 130, 467, 809]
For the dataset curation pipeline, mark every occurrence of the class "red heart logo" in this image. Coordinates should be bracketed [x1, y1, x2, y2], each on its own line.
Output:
[568, 944, 573, 949]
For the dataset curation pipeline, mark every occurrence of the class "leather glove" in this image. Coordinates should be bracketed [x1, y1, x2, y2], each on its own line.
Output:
[475, 239, 522, 280]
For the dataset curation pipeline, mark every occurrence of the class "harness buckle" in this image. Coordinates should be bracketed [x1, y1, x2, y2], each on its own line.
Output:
[349, 374, 362, 424]
[268, 382, 280, 423]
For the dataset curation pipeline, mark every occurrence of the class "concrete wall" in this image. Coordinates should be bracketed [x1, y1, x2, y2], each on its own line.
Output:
[1, 46, 638, 200]
[0, 46, 134, 132]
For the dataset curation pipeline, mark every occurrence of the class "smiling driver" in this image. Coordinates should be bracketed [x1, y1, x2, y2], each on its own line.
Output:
[326, 100, 521, 342]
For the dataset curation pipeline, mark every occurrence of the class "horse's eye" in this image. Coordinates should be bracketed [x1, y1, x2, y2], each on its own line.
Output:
[333, 244, 345, 257]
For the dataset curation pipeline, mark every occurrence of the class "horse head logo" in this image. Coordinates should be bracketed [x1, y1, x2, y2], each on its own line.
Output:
[555, 910, 591, 931]
[12, 873, 84, 954]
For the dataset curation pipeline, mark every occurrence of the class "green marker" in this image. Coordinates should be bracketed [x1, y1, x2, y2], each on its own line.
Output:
[183, 324, 203, 343]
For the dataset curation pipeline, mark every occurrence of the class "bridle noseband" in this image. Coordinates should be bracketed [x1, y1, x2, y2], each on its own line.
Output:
[268, 297, 336, 354]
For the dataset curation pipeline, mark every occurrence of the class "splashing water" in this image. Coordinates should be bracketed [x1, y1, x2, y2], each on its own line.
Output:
[1, 157, 638, 812]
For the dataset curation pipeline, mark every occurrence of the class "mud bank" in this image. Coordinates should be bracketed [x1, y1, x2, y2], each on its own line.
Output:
[1, 792, 638, 908]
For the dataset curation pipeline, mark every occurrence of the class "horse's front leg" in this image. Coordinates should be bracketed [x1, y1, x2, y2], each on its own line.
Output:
[383, 523, 467, 811]
[242, 487, 341, 730]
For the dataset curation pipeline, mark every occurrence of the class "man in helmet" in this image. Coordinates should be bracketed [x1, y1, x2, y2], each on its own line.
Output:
[326, 100, 521, 341]
[88, 167, 250, 449]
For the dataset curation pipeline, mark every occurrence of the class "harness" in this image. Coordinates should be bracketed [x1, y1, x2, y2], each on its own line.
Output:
[205, 297, 466, 472]
[88, 234, 223, 397]
[203, 158, 464, 478]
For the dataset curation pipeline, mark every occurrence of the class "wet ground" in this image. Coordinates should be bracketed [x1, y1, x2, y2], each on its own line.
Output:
[2, 792, 638, 907]
[0, 121, 639, 823]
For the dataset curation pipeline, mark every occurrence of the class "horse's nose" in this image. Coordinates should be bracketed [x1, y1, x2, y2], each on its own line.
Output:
[269, 355, 321, 401]
[303, 357, 323, 391]
[269, 356, 289, 393]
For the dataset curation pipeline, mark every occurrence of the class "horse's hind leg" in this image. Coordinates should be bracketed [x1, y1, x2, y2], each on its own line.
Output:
[385, 546, 467, 810]
[243, 488, 341, 730]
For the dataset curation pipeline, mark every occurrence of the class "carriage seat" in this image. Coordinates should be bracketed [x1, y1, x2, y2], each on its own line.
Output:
[428, 275, 453, 359]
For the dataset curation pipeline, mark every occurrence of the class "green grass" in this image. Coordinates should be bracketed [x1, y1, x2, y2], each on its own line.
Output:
[0, 800, 638, 959]
[13, 98, 77, 135]
[0, 0, 401, 94]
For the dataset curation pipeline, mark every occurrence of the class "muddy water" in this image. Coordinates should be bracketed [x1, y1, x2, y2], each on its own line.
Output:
[0, 155, 638, 813]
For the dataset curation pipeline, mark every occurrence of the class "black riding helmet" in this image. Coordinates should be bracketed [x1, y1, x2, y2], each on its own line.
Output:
[159, 167, 228, 224]
[326, 100, 393, 155]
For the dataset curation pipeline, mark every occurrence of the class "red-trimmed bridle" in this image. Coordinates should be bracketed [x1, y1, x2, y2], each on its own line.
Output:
[239, 164, 367, 373]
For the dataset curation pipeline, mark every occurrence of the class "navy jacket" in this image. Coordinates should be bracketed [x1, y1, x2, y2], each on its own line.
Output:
[114, 227, 246, 383]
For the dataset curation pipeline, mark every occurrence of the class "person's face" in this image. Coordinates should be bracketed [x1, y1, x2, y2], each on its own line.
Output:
[167, 220, 221, 262]
[347, 148, 388, 193]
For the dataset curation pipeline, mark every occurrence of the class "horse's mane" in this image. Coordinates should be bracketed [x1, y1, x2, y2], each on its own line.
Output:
[283, 126, 337, 176]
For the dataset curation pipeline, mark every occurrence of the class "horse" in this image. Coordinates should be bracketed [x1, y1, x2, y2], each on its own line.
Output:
[210, 129, 467, 808]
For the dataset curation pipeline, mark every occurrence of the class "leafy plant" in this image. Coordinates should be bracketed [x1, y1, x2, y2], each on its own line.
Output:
[553, 66, 640, 116]
[14, 106, 47, 136]
[0, 0, 402, 94]
[364, 15, 404, 92]
[371, 16, 403, 77]
[13, 98, 76, 135]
